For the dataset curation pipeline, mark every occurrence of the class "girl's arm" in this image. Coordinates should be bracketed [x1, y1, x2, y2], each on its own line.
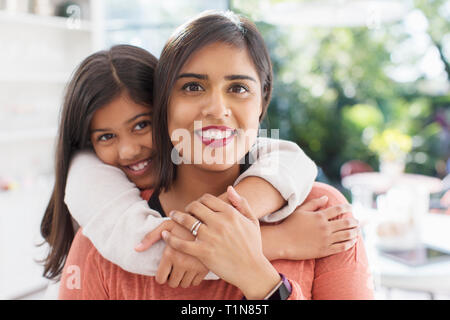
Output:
[161, 187, 307, 299]
[65, 150, 216, 279]
[140, 137, 318, 246]
[66, 138, 318, 285]
[66, 137, 315, 282]
[260, 196, 359, 261]
[235, 137, 318, 221]
[163, 186, 373, 300]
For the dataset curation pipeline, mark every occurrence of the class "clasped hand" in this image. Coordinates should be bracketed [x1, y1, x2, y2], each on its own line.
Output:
[135, 188, 359, 290]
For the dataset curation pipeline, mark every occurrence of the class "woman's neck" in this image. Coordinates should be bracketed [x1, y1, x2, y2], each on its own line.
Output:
[160, 164, 240, 213]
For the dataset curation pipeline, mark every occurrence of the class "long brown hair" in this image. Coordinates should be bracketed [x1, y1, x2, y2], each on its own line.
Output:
[152, 10, 273, 194]
[40, 45, 157, 279]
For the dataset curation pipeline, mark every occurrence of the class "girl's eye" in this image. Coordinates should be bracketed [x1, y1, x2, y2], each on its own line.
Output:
[134, 120, 151, 131]
[182, 82, 204, 92]
[229, 84, 249, 94]
[98, 133, 114, 142]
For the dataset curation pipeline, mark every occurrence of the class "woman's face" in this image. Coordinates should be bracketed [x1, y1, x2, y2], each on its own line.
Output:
[90, 92, 155, 189]
[168, 42, 262, 171]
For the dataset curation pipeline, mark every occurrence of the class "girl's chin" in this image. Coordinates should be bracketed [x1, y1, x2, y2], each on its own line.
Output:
[128, 176, 154, 190]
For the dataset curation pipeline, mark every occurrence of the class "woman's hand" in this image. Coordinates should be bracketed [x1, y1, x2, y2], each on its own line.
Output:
[162, 186, 281, 300]
[268, 196, 359, 260]
[135, 219, 209, 288]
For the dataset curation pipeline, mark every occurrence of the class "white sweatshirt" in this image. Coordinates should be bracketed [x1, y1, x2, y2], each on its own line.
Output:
[64, 137, 317, 279]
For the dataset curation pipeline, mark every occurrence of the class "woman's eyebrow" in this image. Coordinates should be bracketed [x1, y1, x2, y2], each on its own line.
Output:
[224, 75, 257, 82]
[177, 73, 256, 82]
[177, 73, 208, 80]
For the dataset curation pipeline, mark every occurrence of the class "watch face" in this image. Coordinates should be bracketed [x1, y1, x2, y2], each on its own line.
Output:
[279, 281, 291, 300]
[267, 280, 291, 300]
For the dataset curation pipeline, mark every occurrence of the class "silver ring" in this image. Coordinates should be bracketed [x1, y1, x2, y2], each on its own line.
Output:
[190, 220, 201, 233]
[191, 220, 202, 237]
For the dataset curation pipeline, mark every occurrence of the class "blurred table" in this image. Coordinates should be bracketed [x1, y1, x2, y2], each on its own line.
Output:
[362, 210, 450, 298]
[342, 172, 444, 194]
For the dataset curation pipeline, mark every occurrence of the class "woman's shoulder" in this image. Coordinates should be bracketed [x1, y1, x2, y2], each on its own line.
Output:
[59, 229, 96, 299]
[306, 182, 348, 206]
[308, 183, 373, 298]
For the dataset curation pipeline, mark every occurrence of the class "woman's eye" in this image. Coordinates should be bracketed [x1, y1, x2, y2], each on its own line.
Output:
[134, 120, 151, 131]
[229, 84, 249, 94]
[98, 133, 114, 142]
[182, 82, 204, 92]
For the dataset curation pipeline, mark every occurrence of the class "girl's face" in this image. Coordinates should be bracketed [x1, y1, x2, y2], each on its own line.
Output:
[168, 42, 262, 171]
[90, 92, 155, 189]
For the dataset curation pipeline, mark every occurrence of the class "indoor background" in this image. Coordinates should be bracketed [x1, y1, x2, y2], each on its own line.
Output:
[0, 0, 449, 300]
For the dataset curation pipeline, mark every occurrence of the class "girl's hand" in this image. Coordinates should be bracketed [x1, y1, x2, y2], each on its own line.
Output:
[277, 196, 359, 260]
[162, 186, 281, 300]
[135, 219, 209, 288]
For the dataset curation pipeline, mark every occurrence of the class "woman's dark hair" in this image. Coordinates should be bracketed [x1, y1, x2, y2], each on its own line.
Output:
[153, 10, 273, 193]
[39, 45, 157, 279]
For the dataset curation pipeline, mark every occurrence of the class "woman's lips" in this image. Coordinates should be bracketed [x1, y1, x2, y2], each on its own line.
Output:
[122, 158, 152, 177]
[196, 126, 237, 148]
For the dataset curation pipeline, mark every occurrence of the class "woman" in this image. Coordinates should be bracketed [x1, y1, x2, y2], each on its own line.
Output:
[59, 11, 373, 299]
[41, 44, 356, 292]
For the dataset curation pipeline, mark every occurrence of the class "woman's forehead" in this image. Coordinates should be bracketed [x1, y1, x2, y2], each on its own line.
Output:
[178, 42, 259, 80]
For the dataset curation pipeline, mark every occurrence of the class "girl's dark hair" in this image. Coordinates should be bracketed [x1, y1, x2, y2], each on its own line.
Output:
[40, 45, 157, 279]
[153, 10, 273, 193]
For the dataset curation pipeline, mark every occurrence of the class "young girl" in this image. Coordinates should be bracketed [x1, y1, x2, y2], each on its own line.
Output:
[56, 11, 372, 299]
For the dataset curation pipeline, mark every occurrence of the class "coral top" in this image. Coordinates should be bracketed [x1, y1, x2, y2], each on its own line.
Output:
[59, 182, 374, 300]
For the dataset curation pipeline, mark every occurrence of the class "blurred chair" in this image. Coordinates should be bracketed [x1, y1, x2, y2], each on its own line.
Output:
[441, 190, 450, 215]
[340, 160, 374, 180]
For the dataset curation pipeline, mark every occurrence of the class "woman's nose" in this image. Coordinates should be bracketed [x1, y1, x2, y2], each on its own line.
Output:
[202, 90, 231, 119]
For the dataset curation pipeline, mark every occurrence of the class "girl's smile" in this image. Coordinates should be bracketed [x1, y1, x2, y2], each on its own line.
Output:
[89, 92, 155, 189]
[121, 157, 152, 176]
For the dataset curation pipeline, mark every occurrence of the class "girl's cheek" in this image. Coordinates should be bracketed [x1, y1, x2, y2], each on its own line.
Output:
[94, 146, 118, 167]
[140, 131, 153, 149]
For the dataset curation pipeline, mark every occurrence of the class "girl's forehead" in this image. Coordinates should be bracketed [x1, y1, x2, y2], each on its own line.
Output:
[90, 93, 151, 128]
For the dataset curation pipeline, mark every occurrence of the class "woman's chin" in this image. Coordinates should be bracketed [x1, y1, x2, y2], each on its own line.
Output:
[196, 162, 236, 172]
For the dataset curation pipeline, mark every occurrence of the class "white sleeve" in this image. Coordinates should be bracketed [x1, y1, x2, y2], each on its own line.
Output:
[233, 137, 317, 223]
[65, 150, 219, 279]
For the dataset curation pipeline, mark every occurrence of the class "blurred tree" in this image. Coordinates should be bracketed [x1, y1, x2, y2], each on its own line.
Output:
[233, 0, 450, 187]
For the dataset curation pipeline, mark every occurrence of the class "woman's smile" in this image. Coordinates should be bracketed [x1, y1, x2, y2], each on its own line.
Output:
[196, 125, 237, 148]
[168, 42, 262, 169]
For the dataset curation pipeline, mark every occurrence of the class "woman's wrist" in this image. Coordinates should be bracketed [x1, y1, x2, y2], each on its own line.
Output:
[240, 259, 281, 300]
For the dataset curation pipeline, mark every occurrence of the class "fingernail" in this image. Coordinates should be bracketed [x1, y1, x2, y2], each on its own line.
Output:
[162, 231, 169, 240]
[135, 243, 144, 251]
[228, 186, 240, 198]
[320, 196, 328, 201]
[169, 211, 175, 218]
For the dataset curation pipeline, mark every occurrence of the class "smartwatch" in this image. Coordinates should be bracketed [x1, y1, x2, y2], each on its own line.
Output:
[264, 273, 292, 300]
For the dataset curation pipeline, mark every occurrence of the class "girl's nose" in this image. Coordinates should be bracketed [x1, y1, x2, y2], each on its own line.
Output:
[118, 139, 141, 161]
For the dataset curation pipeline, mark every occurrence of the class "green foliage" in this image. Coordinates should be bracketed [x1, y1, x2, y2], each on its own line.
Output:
[234, 1, 449, 185]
